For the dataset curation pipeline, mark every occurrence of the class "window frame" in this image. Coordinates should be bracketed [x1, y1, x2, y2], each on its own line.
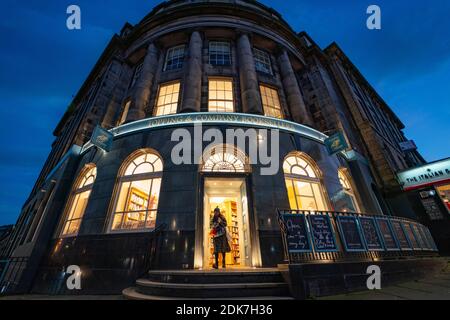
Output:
[59, 165, 97, 237]
[207, 77, 235, 113]
[129, 61, 144, 89]
[259, 83, 284, 119]
[163, 45, 186, 71]
[153, 80, 181, 116]
[283, 153, 329, 211]
[253, 48, 273, 75]
[208, 41, 232, 66]
[108, 150, 163, 233]
[200, 144, 250, 173]
[337, 168, 361, 213]
[118, 99, 131, 125]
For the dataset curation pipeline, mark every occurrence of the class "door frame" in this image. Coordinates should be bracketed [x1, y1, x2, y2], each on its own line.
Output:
[194, 172, 261, 269]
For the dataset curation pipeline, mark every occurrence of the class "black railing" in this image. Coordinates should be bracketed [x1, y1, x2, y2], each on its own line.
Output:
[140, 223, 166, 277]
[277, 209, 438, 264]
[0, 257, 28, 294]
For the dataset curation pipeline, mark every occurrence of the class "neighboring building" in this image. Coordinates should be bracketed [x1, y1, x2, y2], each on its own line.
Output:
[396, 158, 450, 254]
[0, 0, 436, 295]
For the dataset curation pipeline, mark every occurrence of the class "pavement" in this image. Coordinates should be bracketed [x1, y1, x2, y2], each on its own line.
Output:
[319, 264, 450, 300]
[1, 262, 449, 300]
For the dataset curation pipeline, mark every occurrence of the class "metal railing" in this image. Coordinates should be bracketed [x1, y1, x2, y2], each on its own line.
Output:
[277, 209, 438, 264]
[140, 223, 166, 276]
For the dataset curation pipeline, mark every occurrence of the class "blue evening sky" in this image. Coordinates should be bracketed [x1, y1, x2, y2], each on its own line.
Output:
[0, 1, 449, 225]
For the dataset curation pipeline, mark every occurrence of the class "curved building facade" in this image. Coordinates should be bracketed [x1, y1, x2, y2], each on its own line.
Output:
[0, 0, 433, 295]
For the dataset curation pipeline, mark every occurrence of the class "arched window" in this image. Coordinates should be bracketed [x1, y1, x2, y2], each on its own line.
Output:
[201, 145, 250, 173]
[61, 164, 97, 236]
[337, 169, 360, 212]
[283, 153, 328, 211]
[110, 149, 163, 231]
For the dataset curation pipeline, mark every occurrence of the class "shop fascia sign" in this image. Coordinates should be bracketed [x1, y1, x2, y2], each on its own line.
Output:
[81, 113, 331, 153]
[397, 158, 450, 191]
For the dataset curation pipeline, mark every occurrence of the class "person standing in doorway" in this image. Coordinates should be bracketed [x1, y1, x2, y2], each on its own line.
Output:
[211, 207, 231, 269]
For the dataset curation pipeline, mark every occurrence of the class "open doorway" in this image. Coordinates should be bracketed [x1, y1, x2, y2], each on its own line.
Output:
[203, 177, 251, 268]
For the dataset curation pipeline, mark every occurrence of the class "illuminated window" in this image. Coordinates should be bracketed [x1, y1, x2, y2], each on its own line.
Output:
[254, 48, 272, 75]
[60, 165, 97, 236]
[201, 145, 249, 173]
[111, 150, 162, 232]
[208, 79, 234, 112]
[154, 82, 180, 116]
[283, 153, 328, 211]
[119, 100, 131, 125]
[260, 85, 283, 119]
[164, 45, 185, 71]
[337, 169, 360, 212]
[209, 41, 231, 66]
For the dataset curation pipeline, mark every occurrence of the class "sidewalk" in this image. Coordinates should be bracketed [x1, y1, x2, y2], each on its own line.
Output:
[319, 267, 450, 300]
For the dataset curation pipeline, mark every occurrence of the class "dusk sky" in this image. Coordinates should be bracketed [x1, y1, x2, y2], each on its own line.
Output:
[1, 0, 449, 225]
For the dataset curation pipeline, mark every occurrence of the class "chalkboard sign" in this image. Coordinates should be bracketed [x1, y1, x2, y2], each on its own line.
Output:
[420, 197, 444, 220]
[308, 215, 338, 252]
[280, 213, 312, 253]
[403, 223, 420, 250]
[336, 216, 366, 252]
[412, 223, 427, 249]
[359, 217, 384, 251]
[390, 220, 412, 250]
[375, 218, 399, 251]
[423, 227, 438, 251]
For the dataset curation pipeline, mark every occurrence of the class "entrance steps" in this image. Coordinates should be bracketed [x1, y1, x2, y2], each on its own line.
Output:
[123, 268, 293, 300]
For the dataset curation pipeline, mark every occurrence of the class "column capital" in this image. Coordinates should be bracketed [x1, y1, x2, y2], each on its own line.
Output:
[235, 29, 253, 40]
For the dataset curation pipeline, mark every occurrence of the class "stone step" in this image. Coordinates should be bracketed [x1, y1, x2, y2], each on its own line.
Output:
[123, 287, 294, 300]
[134, 279, 290, 298]
[147, 269, 284, 284]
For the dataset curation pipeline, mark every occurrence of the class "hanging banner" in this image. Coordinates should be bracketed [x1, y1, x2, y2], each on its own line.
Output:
[324, 131, 348, 155]
[90, 125, 113, 152]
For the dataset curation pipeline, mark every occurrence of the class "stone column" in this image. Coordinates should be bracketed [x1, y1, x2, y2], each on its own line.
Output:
[180, 31, 202, 113]
[237, 32, 263, 114]
[126, 42, 158, 122]
[277, 48, 313, 126]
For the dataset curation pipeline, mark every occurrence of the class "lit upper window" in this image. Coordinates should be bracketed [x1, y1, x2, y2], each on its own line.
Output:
[283, 153, 328, 211]
[260, 85, 283, 119]
[164, 45, 185, 71]
[60, 165, 97, 237]
[111, 150, 162, 232]
[154, 82, 180, 116]
[208, 79, 234, 112]
[254, 48, 272, 75]
[118, 100, 131, 125]
[209, 41, 231, 66]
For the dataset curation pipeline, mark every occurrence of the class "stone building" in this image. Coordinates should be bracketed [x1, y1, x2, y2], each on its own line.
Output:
[0, 0, 433, 297]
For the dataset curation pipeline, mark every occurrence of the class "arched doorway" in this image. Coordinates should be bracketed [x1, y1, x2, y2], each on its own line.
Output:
[195, 144, 258, 269]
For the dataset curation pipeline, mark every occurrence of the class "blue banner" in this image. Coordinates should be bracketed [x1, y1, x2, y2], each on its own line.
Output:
[90, 125, 113, 152]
